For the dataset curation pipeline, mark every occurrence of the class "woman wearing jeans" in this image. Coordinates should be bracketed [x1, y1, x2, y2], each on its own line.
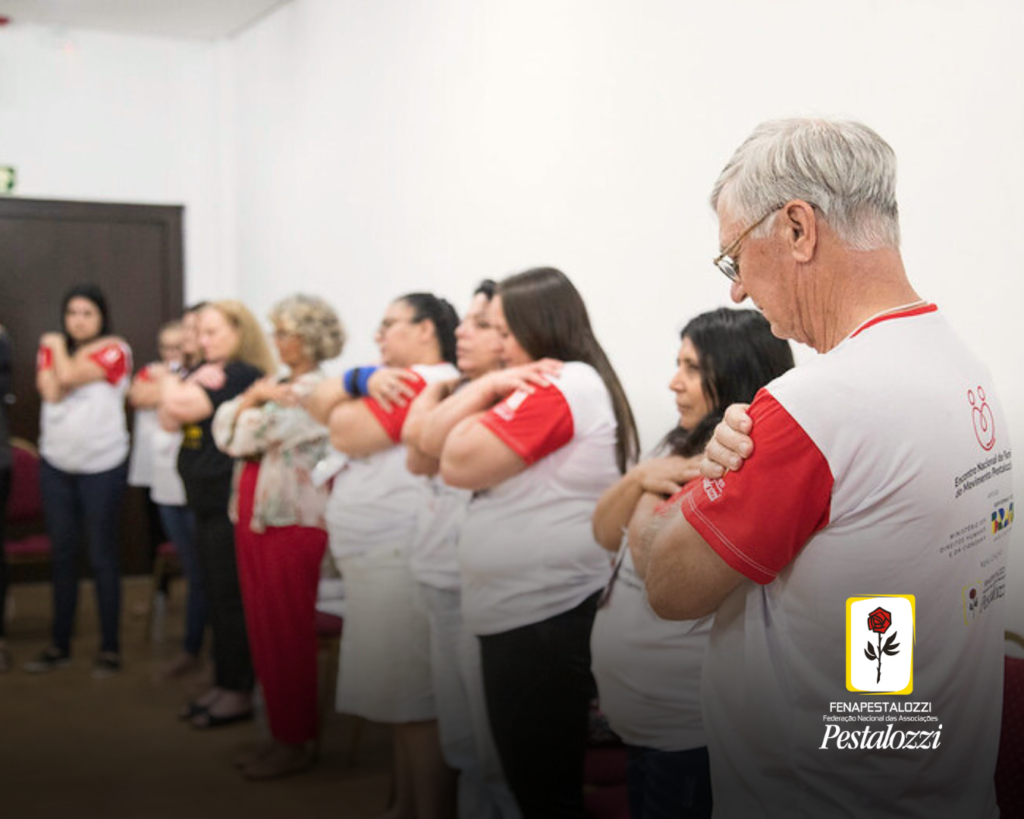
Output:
[29, 284, 131, 677]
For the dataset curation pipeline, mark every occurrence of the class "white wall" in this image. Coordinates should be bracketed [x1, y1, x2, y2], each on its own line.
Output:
[3, 2, 1020, 628]
[0, 23, 229, 301]
[224, 0, 1024, 628]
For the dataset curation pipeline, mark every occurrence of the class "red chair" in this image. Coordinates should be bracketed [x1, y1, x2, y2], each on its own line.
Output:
[4, 438, 51, 567]
[997, 632, 1024, 818]
[584, 745, 630, 819]
[584, 701, 630, 819]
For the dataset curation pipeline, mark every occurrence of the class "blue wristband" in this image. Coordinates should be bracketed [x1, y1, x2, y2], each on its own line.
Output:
[343, 365, 379, 398]
[343, 367, 360, 396]
[356, 366, 378, 397]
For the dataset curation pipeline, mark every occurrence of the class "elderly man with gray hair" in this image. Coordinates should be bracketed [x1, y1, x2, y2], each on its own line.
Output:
[639, 119, 1011, 817]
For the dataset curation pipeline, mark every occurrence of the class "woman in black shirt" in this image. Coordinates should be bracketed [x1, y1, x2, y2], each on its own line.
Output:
[160, 300, 275, 728]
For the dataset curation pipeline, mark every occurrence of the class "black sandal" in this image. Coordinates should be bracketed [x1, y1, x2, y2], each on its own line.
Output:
[191, 709, 254, 730]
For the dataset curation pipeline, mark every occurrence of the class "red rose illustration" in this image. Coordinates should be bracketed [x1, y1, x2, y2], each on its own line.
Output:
[867, 607, 892, 634]
[864, 607, 900, 684]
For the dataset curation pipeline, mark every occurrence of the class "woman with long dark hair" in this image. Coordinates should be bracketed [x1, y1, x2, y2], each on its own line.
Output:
[29, 284, 131, 676]
[590, 308, 794, 819]
[431, 267, 639, 819]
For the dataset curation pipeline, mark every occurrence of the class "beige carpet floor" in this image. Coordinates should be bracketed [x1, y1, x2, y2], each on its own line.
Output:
[0, 576, 395, 819]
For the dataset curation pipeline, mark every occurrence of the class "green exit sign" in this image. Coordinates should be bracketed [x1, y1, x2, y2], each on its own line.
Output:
[0, 166, 15, 194]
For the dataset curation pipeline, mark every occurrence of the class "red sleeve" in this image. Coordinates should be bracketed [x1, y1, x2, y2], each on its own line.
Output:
[37, 345, 53, 371]
[680, 390, 833, 584]
[363, 370, 427, 443]
[88, 343, 130, 385]
[479, 384, 574, 466]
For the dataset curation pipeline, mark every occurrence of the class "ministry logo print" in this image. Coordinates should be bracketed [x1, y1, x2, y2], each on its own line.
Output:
[846, 596, 915, 694]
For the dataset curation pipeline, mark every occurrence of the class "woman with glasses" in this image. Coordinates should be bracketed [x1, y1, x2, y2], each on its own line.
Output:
[213, 294, 344, 779]
[126, 321, 185, 628]
[308, 292, 460, 819]
[148, 305, 209, 681]
[431, 267, 639, 819]
[401, 280, 520, 819]
[589, 308, 793, 819]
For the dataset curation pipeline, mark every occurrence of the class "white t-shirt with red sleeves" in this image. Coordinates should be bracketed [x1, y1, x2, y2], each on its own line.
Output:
[128, 363, 159, 487]
[680, 305, 1011, 819]
[410, 476, 471, 591]
[39, 340, 132, 474]
[326, 362, 460, 561]
[458, 361, 621, 636]
[590, 538, 712, 752]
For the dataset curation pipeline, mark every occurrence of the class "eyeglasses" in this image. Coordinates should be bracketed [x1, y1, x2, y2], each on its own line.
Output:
[713, 206, 782, 282]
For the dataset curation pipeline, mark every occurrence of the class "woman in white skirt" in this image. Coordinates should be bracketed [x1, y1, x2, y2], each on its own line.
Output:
[402, 280, 521, 819]
[308, 292, 459, 819]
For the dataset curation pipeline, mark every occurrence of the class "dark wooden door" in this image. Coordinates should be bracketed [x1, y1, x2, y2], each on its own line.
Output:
[0, 197, 184, 575]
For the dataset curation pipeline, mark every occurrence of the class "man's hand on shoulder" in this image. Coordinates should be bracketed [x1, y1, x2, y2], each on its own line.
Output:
[701, 403, 754, 478]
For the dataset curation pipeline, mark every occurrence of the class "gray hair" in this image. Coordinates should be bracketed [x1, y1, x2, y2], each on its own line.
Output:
[710, 118, 900, 250]
[269, 294, 346, 363]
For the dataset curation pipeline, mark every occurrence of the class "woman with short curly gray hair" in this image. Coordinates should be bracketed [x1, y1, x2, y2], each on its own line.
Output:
[268, 294, 346, 365]
[210, 293, 344, 779]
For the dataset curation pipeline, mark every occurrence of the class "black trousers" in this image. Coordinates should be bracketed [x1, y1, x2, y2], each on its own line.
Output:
[192, 508, 253, 692]
[479, 591, 600, 819]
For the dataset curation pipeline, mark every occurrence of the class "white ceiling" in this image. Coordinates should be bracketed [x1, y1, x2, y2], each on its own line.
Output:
[0, 0, 294, 40]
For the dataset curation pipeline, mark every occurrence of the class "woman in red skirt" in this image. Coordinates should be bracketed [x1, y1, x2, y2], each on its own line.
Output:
[213, 294, 345, 780]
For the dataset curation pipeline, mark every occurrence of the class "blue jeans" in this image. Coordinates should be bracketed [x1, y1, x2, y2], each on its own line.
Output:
[157, 504, 206, 657]
[625, 745, 713, 819]
[39, 459, 127, 655]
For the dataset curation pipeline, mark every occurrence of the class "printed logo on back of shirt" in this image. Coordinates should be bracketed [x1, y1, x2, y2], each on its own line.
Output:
[962, 582, 982, 623]
[991, 502, 1013, 534]
[968, 385, 996, 451]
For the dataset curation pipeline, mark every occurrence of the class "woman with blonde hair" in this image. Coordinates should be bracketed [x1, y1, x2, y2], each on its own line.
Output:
[213, 294, 344, 778]
[159, 300, 274, 728]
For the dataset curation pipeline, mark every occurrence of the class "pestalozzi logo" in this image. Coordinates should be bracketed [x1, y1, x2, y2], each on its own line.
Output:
[821, 595, 942, 749]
